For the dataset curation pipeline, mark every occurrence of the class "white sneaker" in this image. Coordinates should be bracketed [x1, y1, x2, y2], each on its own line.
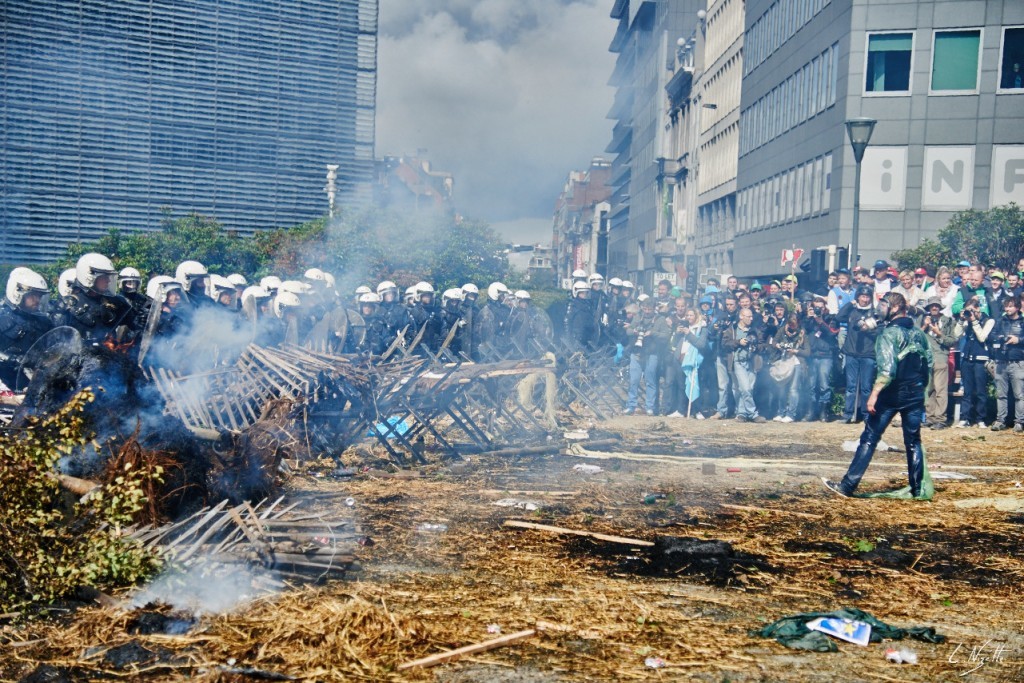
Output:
[668, 411, 684, 418]
[976, 422, 987, 429]
[696, 413, 705, 420]
[772, 415, 783, 422]
[955, 420, 970, 428]
[780, 416, 794, 423]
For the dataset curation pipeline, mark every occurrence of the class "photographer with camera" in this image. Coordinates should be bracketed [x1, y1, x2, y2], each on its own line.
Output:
[722, 307, 766, 423]
[708, 294, 739, 419]
[957, 297, 995, 428]
[919, 297, 961, 429]
[836, 285, 881, 423]
[803, 296, 840, 421]
[991, 294, 1024, 432]
[623, 297, 669, 415]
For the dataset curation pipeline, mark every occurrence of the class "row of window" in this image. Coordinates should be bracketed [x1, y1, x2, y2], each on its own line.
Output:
[745, 0, 831, 76]
[866, 26, 1024, 95]
[739, 43, 838, 157]
[736, 154, 833, 234]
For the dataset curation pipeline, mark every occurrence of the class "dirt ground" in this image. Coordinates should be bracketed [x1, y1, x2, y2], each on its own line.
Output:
[4, 416, 1024, 682]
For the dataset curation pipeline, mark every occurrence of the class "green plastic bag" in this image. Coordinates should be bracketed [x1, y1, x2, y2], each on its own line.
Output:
[756, 607, 946, 652]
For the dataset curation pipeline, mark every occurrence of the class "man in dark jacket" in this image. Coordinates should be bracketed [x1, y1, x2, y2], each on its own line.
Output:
[991, 294, 1024, 432]
[803, 297, 840, 421]
[722, 307, 766, 423]
[624, 298, 669, 414]
[0, 268, 54, 390]
[824, 292, 932, 499]
[957, 297, 995, 428]
[836, 286, 880, 423]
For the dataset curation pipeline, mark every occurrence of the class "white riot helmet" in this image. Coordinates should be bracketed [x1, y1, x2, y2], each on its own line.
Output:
[514, 290, 531, 304]
[227, 273, 247, 289]
[376, 280, 398, 303]
[209, 274, 236, 306]
[323, 272, 337, 294]
[76, 253, 117, 293]
[571, 269, 588, 281]
[415, 281, 435, 304]
[441, 288, 463, 311]
[588, 273, 605, 289]
[404, 285, 417, 305]
[241, 285, 271, 319]
[146, 275, 174, 300]
[355, 285, 372, 298]
[637, 293, 650, 303]
[304, 267, 326, 283]
[175, 259, 208, 294]
[621, 280, 635, 291]
[572, 280, 590, 298]
[119, 267, 142, 294]
[273, 291, 302, 318]
[358, 292, 381, 312]
[487, 282, 509, 302]
[461, 283, 479, 301]
[154, 280, 184, 305]
[280, 280, 312, 296]
[6, 267, 48, 310]
[608, 277, 623, 288]
[58, 269, 77, 298]
[260, 275, 282, 295]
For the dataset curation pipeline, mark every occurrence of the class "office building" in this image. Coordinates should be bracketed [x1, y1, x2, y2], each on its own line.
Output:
[1, 0, 378, 263]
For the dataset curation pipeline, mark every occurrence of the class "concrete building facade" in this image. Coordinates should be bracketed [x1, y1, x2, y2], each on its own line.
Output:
[552, 158, 613, 286]
[1, 0, 378, 264]
[605, 0, 704, 292]
[735, 0, 1024, 277]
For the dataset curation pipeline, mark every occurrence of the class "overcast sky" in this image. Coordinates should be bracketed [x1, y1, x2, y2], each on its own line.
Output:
[376, 0, 616, 245]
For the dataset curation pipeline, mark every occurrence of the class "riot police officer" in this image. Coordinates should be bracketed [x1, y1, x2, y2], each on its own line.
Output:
[0, 268, 54, 389]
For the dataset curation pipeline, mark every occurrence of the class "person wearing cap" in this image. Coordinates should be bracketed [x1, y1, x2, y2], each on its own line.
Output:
[871, 260, 893, 301]
[852, 266, 872, 286]
[914, 267, 932, 291]
[781, 274, 799, 298]
[991, 294, 1024, 433]
[919, 296, 961, 429]
[749, 281, 764, 307]
[987, 271, 1009, 317]
[953, 260, 972, 287]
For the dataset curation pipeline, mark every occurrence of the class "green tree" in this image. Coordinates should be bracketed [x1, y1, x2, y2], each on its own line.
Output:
[892, 203, 1023, 271]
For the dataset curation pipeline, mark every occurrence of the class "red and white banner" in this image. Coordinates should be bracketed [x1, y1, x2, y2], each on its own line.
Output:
[780, 248, 804, 266]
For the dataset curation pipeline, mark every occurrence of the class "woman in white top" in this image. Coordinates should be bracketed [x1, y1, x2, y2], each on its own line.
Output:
[930, 266, 959, 316]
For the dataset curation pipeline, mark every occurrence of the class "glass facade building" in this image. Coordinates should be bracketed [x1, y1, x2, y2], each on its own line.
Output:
[1, 0, 378, 263]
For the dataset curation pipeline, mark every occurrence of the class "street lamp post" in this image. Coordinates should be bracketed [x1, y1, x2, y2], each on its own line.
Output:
[845, 117, 876, 269]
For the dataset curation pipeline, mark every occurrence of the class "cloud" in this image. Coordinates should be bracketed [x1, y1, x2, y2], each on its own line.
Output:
[376, 0, 616, 243]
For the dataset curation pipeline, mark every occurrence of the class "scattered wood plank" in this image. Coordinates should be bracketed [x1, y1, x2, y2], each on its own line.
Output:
[502, 520, 654, 547]
[718, 503, 824, 520]
[397, 629, 536, 670]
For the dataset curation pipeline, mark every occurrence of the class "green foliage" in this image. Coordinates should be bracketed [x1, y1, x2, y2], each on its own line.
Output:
[843, 537, 876, 553]
[34, 207, 510, 296]
[892, 203, 1024, 271]
[0, 391, 161, 612]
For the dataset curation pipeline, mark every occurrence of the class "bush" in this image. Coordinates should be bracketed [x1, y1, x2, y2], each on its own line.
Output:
[0, 391, 161, 612]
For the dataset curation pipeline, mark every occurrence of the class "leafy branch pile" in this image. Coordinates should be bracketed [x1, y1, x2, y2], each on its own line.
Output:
[0, 391, 162, 613]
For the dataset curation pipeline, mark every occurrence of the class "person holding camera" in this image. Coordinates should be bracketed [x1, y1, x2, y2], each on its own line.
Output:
[723, 307, 766, 423]
[991, 294, 1024, 432]
[957, 297, 995, 428]
[919, 297, 961, 429]
[823, 292, 932, 499]
[803, 296, 840, 421]
[836, 285, 881, 423]
[708, 295, 739, 419]
[624, 297, 669, 415]
[770, 313, 809, 422]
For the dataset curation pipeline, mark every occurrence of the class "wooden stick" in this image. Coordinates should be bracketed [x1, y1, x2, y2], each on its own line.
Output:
[718, 503, 824, 520]
[502, 520, 654, 547]
[397, 629, 536, 670]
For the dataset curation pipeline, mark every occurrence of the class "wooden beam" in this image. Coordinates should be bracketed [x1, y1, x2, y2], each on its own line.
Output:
[397, 629, 536, 671]
[718, 503, 824, 520]
[502, 520, 654, 547]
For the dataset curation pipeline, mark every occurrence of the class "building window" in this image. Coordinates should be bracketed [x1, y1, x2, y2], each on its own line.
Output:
[999, 27, 1024, 91]
[931, 29, 982, 93]
[865, 32, 913, 94]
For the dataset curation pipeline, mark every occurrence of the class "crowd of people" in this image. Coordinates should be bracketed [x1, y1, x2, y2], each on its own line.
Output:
[561, 258, 1024, 433]
[2, 253, 1023, 435]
